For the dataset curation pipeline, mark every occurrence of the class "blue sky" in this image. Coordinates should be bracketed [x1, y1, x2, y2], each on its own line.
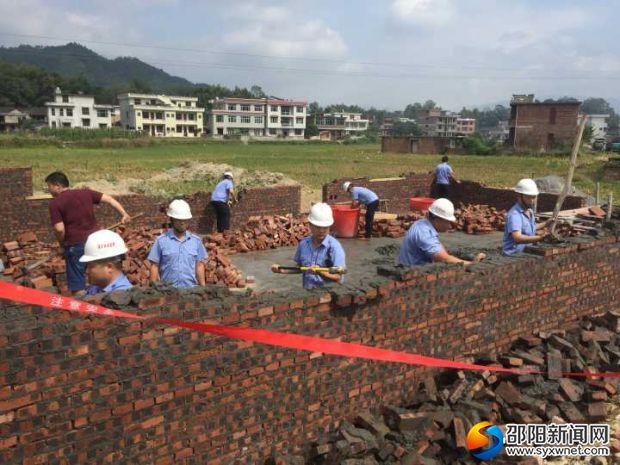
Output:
[0, 0, 618, 111]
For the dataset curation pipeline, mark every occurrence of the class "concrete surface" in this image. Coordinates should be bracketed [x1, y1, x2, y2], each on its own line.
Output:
[229, 231, 504, 293]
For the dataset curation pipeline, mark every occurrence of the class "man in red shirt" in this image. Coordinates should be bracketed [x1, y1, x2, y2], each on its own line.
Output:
[45, 171, 131, 295]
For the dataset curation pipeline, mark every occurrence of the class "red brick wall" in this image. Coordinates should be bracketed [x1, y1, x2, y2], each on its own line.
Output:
[323, 175, 586, 214]
[451, 180, 587, 211]
[1, 237, 619, 464]
[509, 103, 580, 150]
[323, 173, 434, 214]
[0, 168, 301, 243]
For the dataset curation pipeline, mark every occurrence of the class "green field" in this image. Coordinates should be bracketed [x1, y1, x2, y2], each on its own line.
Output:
[0, 139, 617, 204]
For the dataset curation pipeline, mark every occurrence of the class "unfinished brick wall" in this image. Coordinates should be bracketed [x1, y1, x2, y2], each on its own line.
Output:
[1, 236, 619, 464]
[323, 173, 434, 213]
[451, 180, 587, 212]
[0, 168, 301, 243]
[323, 175, 586, 214]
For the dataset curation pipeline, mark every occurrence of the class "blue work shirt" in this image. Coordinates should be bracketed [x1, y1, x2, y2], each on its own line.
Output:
[398, 219, 443, 266]
[294, 235, 346, 289]
[435, 162, 453, 185]
[351, 186, 379, 205]
[85, 273, 133, 296]
[502, 203, 536, 256]
[211, 179, 233, 203]
[147, 230, 208, 288]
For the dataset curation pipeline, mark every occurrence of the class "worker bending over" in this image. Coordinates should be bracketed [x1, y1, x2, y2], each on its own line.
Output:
[399, 198, 485, 266]
[343, 181, 380, 240]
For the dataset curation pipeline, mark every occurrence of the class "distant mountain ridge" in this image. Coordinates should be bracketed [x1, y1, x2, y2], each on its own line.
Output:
[0, 42, 193, 91]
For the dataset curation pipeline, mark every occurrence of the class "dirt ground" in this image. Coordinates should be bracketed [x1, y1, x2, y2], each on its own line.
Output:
[70, 161, 301, 197]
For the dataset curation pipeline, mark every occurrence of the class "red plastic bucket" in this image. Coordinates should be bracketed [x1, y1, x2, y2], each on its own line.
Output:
[330, 204, 360, 238]
[410, 197, 435, 212]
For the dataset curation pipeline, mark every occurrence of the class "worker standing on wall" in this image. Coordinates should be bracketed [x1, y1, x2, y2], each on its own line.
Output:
[148, 199, 208, 288]
[398, 198, 485, 266]
[271, 203, 346, 289]
[46, 171, 131, 296]
[502, 179, 549, 256]
[80, 230, 133, 296]
[432, 156, 457, 199]
[210, 171, 237, 232]
[343, 181, 380, 240]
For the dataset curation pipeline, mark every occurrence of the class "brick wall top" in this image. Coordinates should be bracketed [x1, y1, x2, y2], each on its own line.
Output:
[1, 235, 618, 464]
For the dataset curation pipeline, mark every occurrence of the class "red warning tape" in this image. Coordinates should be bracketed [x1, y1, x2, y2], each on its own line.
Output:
[0, 281, 618, 379]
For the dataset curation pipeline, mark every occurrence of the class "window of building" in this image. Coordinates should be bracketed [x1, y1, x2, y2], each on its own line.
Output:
[270, 116, 278, 123]
[51, 121, 57, 128]
[255, 116, 263, 124]
[59, 108, 64, 116]
[151, 99, 157, 105]
[269, 128, 276, 135]
[228, 115, 237, 123]
[295, 129, 303, 135]
[186, 101, 191, 107]
[296, 106, 304, 113]
[241, 116, 251, 123]
[135, 99, 141, 105]
[281, 107, 291, 115]
[99, 124, 108, 129]
[62, 95, 69, 103]
[188, 113, 196, 121]
[156, 112, 164, 119]
[51, 108, 55, 116]
[228, 104, 236, 111]
[97, 110, 107, 118]
[271, 105, 278, 112]
[81, 107, 89, 115]
[176, 125, 183, 133]
[254, 105, 263, 112]
[549, 108, 557, 124]
[296, 117, 304, 124]
[240, 128, 250, 135]
[216, 115, 224, 123]
[241, 104, 251, 112]
[82, 118, 90, 127]
[254, 129, 264, 136]
[66, 108, 73, 117]
[62, 122, 71, 128]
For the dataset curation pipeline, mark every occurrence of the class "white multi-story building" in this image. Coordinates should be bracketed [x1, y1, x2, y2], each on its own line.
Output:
[578, 114, 610, 140]
[45, 87, 114, 129]
[419, 110, 458, 137]
[456, 117, 476, 135]
[118, 93, 204, 137]
[314, 112, 369, 140]
[208, 97, 307, 139]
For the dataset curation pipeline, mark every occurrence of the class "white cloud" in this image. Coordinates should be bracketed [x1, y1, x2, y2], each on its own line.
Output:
[221, 2, 347, 59]
[390, 0, 455, 26]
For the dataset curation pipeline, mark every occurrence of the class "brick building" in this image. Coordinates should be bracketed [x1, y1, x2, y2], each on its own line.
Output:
[508, 94, 581, 151]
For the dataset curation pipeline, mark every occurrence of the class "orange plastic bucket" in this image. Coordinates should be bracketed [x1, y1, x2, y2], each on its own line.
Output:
[330, 204, 361, 238]
[410, 197, 435, 212]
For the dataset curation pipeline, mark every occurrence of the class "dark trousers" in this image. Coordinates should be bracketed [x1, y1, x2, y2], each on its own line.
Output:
[64, 243, 86, 292]
[211, 201, 230, 232]
[436, 183, 451, 199]
[364, 200, 380, 238]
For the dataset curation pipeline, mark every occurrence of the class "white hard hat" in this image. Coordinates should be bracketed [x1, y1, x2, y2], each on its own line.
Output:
[308, 202, 334, 227]
[167, 199, 192, 220]
[342, 181, 351, 192]
[429, 198, 457, 222]
[223, 171, 234, 179]
[514, 178, 539, 196]
[79, 230, 128, 263]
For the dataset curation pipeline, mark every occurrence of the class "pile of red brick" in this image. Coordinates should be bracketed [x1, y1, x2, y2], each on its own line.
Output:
[203, 214, 310, 255]
[279, 311, 620, 465]
[455, 204, 506, 234]
[1, 232, 62, 289]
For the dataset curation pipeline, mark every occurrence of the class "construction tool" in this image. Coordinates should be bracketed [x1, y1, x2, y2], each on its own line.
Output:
[15, 213, 144, 279]
[277, 266, 347, 274]
[547, 116, 588, 237]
